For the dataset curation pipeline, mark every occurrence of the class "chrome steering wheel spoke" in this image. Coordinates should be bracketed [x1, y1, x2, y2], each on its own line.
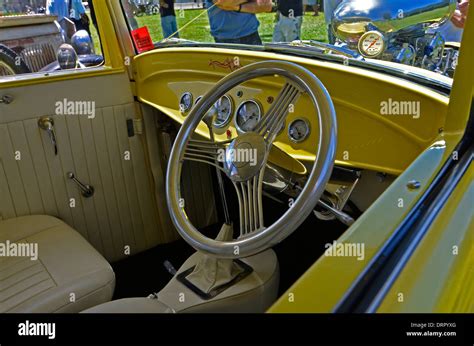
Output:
[185, 133, 266, 237]
[234, 172, 265, 238]
[166, 60, 337, 258]
[182, 138, 229, 173]
[256, 81, 303, 145]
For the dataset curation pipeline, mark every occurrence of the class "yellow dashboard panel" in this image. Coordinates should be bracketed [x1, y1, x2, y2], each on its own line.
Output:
[133, 47, 449, 175]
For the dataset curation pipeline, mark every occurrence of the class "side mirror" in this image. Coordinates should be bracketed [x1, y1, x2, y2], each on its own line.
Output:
[57, 43, 78, 70]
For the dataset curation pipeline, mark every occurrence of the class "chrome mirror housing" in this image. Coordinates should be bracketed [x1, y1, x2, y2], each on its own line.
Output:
[333, 0, 456, 41]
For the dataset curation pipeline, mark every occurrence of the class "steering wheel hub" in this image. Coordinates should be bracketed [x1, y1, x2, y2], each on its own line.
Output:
[223, 132, 267, 182]
[167, 60, 337, 258]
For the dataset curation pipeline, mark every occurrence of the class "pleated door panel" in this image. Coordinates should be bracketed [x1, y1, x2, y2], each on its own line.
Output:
[0, 72, 173, 262]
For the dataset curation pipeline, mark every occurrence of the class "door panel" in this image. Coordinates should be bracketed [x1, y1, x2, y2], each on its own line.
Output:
[0, 71, 175, 262]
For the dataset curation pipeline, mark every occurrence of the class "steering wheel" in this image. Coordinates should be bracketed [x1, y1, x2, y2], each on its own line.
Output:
[166, 60, 337, 258]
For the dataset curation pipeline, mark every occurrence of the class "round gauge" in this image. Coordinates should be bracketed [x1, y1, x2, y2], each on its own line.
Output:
[179, 92, 193, 114]
[213, 95, 233, 128]
[235, 100, 262, 133]
[288, 118, 310, 143]
[358, 31, 385, 58]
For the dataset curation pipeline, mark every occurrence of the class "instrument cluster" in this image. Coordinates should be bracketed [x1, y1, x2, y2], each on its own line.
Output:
[178, 91, 311, 143]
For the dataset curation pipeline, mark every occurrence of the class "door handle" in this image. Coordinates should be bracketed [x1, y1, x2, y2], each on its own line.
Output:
[38, 117, 58, 155]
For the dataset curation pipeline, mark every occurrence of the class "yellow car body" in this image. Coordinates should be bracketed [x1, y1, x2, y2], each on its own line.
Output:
[0, 0, 472, 314]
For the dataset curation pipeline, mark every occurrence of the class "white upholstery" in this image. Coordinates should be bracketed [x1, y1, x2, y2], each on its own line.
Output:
[83, 297, 174, 313]
[0, 73, 181, 264]
[83, 249, 279, 313]
[0, 215, 115, 313]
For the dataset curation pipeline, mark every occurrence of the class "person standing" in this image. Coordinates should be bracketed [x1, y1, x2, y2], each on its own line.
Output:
[205, 0, 272, 44]
[430, 0, 469, 42]
[305, 0, 319, 16]
[273, 0, 303, 42]
[46, 0, 69, 21]
[160, 0, 179, 39]
[323, 0, 342, 44]
[88, 0, 98, 32]
[47, 0, 90, 35]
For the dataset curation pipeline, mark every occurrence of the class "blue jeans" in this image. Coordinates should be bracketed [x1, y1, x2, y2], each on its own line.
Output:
[161, 15, 179, 39]
[214, 31, 262, 45]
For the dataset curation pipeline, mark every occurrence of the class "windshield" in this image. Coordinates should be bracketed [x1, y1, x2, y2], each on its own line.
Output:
[122, 0, 326, 45]
[121, 0, 468, 83]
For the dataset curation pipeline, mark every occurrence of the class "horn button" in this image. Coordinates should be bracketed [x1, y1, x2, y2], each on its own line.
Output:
[223, 132, 267, 182]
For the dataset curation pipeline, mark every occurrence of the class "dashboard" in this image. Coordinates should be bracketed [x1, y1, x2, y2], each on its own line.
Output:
[149, 75, 325, 172]
[133, 47, 450, 175]
[177, 84, 311, 144]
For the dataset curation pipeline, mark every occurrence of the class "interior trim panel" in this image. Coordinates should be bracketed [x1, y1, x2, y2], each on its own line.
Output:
[0, 73, 175, 261]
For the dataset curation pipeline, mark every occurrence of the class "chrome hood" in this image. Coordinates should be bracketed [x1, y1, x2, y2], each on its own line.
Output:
[333, 0, 456, 40]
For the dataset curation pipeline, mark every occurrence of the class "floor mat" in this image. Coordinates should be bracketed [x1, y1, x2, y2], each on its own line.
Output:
[112, 239, 195, 299]
[273, 215, 347, 296]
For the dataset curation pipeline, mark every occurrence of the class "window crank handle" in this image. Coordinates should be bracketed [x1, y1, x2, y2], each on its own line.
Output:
[67, 172, 95, 198]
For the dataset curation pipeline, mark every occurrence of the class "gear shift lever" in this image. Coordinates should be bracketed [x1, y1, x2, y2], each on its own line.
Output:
[185, 223, 244, 294]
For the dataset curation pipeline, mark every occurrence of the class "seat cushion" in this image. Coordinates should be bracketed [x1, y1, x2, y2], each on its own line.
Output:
[0, 215, 115, 313]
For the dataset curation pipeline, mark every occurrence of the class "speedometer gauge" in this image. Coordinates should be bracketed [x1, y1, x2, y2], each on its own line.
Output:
[213, 95, 233, 128]
[288, 118, 310, 143]
[358, 31, 385, 58]
[235, 100, 262, 133]
[179, 92, 193, 114]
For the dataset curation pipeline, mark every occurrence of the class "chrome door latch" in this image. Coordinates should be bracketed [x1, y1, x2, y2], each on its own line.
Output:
[67, 172, 95, 198]
[38, 117, 58, 155]
[0, 95, 13, 104]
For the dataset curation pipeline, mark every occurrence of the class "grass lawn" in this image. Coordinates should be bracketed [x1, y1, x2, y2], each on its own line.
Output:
[135, 10, 328, 43]
[90, 10, 327, 54]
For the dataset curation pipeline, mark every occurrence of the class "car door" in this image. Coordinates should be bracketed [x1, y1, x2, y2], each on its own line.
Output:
[0, 5, 177, 262]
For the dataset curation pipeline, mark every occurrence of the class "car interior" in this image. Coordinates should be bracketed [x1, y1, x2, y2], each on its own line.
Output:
[0, 3, 453, 314]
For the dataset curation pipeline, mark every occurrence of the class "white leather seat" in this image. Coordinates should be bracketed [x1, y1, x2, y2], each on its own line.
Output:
[0, 215, 115, 313]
